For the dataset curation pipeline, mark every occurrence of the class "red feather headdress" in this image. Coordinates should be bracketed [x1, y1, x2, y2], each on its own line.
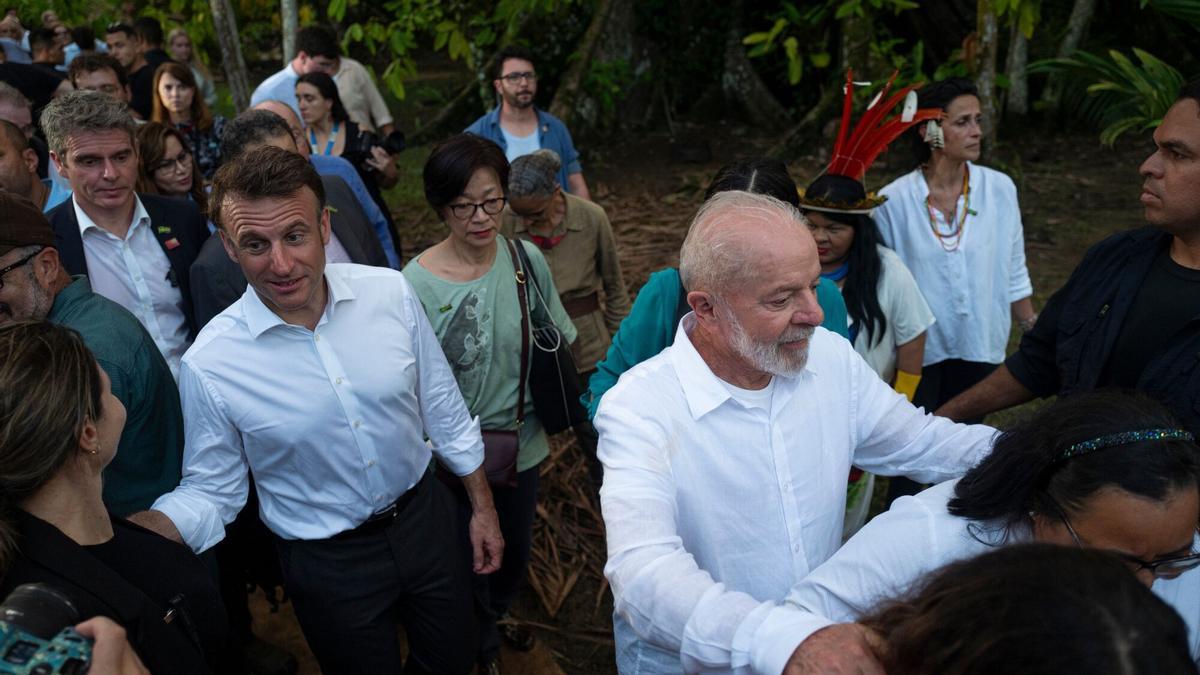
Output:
[798, 69, 941, 214]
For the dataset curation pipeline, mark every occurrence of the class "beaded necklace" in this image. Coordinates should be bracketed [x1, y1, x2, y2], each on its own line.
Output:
[925, 165, 970, 252]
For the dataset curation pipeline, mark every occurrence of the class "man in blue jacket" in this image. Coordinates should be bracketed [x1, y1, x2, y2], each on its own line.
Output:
[465, 46, 591, 200]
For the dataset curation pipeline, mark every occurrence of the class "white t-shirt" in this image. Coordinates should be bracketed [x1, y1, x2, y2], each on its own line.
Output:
[850, 245, 936, 383]
[500, 126, 540, 163]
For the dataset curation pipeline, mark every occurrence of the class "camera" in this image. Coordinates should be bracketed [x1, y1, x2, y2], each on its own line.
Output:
[0, 584, 91, 674]
[343, 130, 406, 173]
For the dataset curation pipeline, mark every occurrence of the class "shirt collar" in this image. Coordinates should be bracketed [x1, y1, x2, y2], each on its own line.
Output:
[668, 314, 809, 420]
[46, 275, 91, 321]
[507, 194, 584, 236]
[74, 194, 150, 238]
[241, 264, 357, 338]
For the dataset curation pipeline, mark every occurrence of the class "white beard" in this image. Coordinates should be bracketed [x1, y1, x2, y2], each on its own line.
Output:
[721, 305, 814, 377]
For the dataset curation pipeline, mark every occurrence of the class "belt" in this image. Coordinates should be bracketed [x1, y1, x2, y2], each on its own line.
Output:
[562, 292, 600, 318]
[330, 474, 425, 541]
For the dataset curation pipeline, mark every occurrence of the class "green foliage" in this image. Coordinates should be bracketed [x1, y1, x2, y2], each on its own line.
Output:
[1140, 0, 1200, 25]
[1030, 48, 1185, 145]
[331, 0, 578, 100]
[582, 58, 634, 120]
[994, 0, 1041, 39]
[743, 0, 918, 86]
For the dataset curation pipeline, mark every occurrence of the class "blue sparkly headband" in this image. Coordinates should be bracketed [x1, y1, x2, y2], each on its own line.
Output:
[1058, 429, 1195, 462]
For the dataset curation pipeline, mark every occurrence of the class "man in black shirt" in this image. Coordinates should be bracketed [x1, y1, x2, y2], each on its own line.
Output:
[28, 28, 65, 81]
[104, 23, 152, 119]
[939, 78, 1200, 434]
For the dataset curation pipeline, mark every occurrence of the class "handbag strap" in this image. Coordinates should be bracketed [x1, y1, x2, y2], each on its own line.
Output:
[512, 236, 552, 325]
[506, 239, 530, 426]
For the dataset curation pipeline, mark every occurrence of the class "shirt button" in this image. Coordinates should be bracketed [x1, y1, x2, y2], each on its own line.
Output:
[353, 420, 362, 428]
[793, 544, 800, 553]
[367, 460, 376, 467]
[335, 377, 343, 385]
[314, 334, 321, 342]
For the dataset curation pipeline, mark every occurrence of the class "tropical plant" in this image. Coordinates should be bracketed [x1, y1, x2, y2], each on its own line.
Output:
[1029, 48, 1186, 145]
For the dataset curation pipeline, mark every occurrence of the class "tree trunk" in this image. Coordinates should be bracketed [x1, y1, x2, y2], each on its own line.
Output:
[548, 0, 614, 127]
[974, 0, 1000, 156]
[209, 0, 250, 110]
[1005, 22, 1028, 117]
[410, 79, 482, 145]
[1041, 0, 1096, 106]
[720, 0, 791, 131]
[281, 0, 298, 64]
[772, 80, 840, 159]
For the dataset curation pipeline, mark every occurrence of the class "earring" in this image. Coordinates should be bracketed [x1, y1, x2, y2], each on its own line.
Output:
[924, 119, 944, 149]
[83, 444, 99, 456]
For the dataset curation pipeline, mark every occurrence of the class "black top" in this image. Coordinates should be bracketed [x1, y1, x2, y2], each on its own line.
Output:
[1101, 244, 1200, 387]
[128, 49, 174, 119]
[29, 62, 66, 82]
[0, 510, 226, 673]
[1007, 227, 1200, 435]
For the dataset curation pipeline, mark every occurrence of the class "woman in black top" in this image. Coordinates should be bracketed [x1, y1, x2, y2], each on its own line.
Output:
[296, 71, 399, 240]
[0, 322, 226, 673]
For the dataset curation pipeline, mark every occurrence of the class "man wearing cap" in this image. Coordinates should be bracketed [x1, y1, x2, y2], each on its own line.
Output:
[41, 90, 209, 378]
[0, 191, 183, 516]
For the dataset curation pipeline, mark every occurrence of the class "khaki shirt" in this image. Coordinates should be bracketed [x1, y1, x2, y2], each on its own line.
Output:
[501, 193, 631, 372]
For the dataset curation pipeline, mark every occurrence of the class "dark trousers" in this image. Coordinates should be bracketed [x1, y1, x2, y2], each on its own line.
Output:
[888, 359, 999, 504]
[457, 466, 540, 662]
[275, 473, 476, 675]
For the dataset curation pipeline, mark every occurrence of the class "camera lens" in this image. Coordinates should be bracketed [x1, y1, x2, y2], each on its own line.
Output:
[0, 584, 80, 640]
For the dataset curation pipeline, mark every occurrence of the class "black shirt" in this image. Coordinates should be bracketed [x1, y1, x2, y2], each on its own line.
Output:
[0, 62, 62, 112]
[1102, 243, 1200, 387]
[128, 49, 174, 119]
[29, 62, 65, 82]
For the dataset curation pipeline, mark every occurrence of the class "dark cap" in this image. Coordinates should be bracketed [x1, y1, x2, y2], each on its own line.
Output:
[0, 190, 56, 257]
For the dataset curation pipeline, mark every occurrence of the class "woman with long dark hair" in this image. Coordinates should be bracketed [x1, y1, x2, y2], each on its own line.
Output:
[135, 122, 206, 216]
[766, 390, 1200, 667]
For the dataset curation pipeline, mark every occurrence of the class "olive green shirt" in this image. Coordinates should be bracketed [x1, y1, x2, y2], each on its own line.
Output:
[501, 193, 631, 372]
[48, 276, 184, 515]
[403, 236, 578, 471]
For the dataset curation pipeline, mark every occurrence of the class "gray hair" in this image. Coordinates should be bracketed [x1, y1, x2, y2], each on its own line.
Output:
[40, 90, 136, 161]
[509, 149, 562, 199]
[679, 190, 807, 295]
[0, 82, 30, 112]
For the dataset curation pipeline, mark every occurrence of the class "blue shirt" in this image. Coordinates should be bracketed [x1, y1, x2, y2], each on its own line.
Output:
[465, 106, 582, 193]
[41, 177, 70, 213]
[249, 64, 301, 119]
[309, 154, 400, 269]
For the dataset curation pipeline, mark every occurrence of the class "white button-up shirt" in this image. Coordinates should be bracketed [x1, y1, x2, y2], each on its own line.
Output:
[873, 163, 1033, 365]
[75, 196, 190, 378]
[595, 318, 998, 674]
[767, 480, 1200, 669]
[152, 263, 484, 553]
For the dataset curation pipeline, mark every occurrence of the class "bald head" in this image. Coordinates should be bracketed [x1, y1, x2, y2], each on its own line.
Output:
[679, 190, 812, 296]
[252, 100, 309, 157]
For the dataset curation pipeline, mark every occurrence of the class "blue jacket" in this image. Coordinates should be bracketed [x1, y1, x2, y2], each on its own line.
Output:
[465, 106, 582, 193]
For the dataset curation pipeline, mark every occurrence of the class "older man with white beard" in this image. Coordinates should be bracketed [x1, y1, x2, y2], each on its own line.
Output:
[595, 190, 999, 675]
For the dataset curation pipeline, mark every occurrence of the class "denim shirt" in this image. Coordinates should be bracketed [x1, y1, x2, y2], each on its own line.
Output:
[1007, 227, 1200, 434]
[465, 106, 582, 193]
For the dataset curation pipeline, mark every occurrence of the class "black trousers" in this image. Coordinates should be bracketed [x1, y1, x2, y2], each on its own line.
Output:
[457, 465, 540, 662]
[888, 359, 999, 504]
[275, 473, 476, 675]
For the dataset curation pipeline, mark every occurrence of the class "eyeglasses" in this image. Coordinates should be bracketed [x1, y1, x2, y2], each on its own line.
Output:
[0, 247, 45, 290]
[1046, 496, 1200, 579]
[500, 71, 536, 84]
[447, 197, 506, 220]
[151, 149, 192, 174]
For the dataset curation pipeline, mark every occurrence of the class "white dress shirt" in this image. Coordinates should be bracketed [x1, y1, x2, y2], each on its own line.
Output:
[595, 317, 998, 674]
[766, 480, 1200, 669]
[152, 263, 484, 553]
[75, 196, 190, 378]
[873, 163, 1033, 365]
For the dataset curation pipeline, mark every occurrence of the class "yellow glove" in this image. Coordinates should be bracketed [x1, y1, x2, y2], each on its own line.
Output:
[893, 369, 921, 403]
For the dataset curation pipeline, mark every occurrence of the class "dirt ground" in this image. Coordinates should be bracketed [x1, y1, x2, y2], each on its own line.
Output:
[255, 123, 1151, 674]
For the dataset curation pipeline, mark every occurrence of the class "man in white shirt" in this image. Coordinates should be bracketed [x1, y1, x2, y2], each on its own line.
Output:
[595, 190, 998, 674]
[131, 147, 504, 674]
[40, 90, 209, 378]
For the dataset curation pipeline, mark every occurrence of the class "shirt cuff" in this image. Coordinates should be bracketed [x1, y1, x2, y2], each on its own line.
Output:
[750, 605, 836, 675]
[431, 414, 485, 477]
[151, 490, 227, 554]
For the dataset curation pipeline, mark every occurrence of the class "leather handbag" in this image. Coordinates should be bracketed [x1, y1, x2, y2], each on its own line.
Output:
[510, 239, 590, 435]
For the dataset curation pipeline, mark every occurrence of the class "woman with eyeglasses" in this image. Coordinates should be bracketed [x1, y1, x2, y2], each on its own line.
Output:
[135, 122, 206, 218]
[403, 133, 576, 674]
[150, 62, 225, 180]
[766, 389, 1200, 667]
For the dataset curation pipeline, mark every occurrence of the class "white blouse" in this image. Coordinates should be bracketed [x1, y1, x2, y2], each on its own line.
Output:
[850, 245, 936, 383]
[873, 163, 1033, 365]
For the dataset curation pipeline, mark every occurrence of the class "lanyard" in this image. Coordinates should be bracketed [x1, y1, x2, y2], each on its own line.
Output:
[309, 120, 340, 156]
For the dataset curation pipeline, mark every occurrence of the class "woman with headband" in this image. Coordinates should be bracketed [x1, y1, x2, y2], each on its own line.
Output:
[754, 390, 1200, 672]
